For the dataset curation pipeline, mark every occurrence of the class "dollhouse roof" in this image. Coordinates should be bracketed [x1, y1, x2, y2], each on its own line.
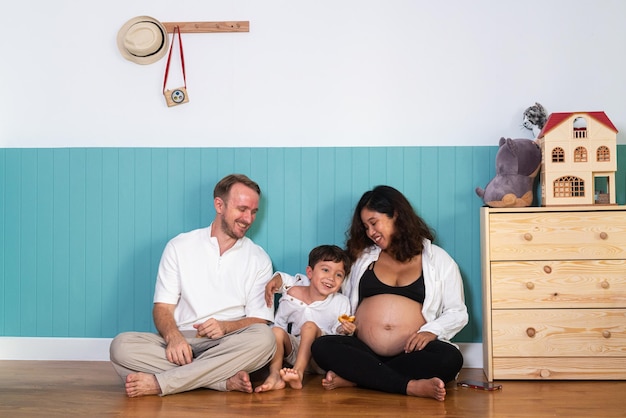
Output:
[538, 111, 618, 138]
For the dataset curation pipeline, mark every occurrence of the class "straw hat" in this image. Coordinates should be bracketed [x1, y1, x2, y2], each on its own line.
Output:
[117, 16, 169, 65]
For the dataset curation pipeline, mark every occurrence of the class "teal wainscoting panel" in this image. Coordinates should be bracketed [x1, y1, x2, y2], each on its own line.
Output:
[101, 149, 120, 337]
[20, 150, 38, 335]
[35, 150, 54, 336]
[52, 149, 71, 336]
[1, 150, 19, 336]
[68, 149, 87, 336]
[2, 146, 625, 342]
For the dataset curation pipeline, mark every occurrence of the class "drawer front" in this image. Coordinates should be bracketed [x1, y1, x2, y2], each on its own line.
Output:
[490, 260, 626, 308]
[492, 357, 626, 380]
[488, 212, 626, 261]
[491, 309, 626, 357]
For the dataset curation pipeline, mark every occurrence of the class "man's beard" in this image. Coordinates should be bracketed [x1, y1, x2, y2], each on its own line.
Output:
[221, 216, 248, 240]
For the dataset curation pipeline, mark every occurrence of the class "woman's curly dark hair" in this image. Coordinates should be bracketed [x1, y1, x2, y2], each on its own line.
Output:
[346, 185, 434, 263]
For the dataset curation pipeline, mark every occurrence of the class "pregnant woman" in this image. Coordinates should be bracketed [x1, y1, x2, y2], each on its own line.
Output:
[311, 185, 468, 401]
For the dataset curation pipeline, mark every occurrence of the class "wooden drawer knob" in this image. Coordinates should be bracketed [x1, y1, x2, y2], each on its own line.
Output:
[523, 233, 533, 241]
[526, 282, 535, 290]
[543, 265, 552, 274]
[600, 232, 608, 240]
[603, 330, 611, 338]
[540, 369, 551, 378]
[526, 327, 536, 338]
[601, 280, 610, 289]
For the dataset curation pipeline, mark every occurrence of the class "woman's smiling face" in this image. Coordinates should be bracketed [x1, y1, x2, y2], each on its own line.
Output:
[361, 207, 396, 250]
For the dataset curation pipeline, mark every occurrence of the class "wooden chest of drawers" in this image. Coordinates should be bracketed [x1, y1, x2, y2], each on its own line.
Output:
[480, 206, 626, 380]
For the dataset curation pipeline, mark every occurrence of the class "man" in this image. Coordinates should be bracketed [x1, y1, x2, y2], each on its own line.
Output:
[110, 174, 276, 397]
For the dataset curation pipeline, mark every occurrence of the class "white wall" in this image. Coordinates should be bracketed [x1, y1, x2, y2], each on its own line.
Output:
[2, 0, 625, 148]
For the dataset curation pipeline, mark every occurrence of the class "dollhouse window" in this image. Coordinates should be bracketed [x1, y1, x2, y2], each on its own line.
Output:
[573, 117, 587, 139]
[551, 147, 565, 162]
[596, 146, 610, 162]
[574, 146, 587, 162]
[553, 176, 585, 197]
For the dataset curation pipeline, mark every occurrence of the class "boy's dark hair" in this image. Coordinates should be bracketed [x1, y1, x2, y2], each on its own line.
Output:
[308, 245, 351, 277]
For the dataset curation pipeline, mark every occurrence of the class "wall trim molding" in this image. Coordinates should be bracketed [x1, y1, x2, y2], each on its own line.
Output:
[1, 337, 483, 367]
[0, 337, 114, 361]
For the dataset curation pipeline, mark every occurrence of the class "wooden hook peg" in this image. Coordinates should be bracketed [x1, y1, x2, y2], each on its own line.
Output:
[162, 21, 250, 33]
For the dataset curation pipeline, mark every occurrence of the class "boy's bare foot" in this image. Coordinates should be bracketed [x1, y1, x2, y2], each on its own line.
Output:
[407, 377, 446, 401]
[226, 370, 253, 393]
[125, 372, 162, 397]
[321, 370, 356, 390]
[254, 371, 286, 392]
[280, 367, 304, 390]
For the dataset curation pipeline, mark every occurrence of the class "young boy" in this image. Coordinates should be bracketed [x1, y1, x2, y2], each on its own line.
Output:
[254, 245, 356, 392]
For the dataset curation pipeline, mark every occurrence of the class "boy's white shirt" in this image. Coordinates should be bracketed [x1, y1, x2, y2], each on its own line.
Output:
[273, 272, 351, 336]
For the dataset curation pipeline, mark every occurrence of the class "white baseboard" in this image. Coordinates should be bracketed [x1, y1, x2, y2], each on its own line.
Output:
[0, 337, 483, 368]
[0, 337, 114, 361]
[458, 342, 482, 368]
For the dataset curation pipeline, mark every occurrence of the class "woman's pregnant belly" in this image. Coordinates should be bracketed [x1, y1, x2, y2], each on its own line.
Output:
[355, 294, 426, 357]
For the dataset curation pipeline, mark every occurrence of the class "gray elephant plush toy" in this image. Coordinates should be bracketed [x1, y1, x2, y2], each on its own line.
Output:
[475, 137, 542, 208]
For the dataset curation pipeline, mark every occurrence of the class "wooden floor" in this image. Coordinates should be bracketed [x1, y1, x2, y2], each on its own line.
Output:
[1, 361, 625, 417]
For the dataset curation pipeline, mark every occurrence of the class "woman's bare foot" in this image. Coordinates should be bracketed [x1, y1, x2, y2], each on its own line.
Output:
[280, 367, 304, 390]
[406, 377, 446, 401]
[226, 370, 253, 393]
[321, 371, 356, 390]
[125, 372, 161, 397]
[254, 371, 286, 392]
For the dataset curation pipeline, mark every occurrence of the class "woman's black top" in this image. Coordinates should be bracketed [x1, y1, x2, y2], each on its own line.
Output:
[358, 261, 425, 305]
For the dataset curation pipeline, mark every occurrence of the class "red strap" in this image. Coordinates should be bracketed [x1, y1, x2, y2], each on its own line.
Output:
[163, 26, 186, 93]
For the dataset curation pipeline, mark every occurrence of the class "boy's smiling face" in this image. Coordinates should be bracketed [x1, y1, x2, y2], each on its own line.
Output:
[306, 260, 346, 298]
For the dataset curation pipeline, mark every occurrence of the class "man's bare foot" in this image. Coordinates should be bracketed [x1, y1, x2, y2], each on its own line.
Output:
[226, 370, 253, 393]
[254, 371, 286, 392]
[280, 367, 304, 390]
[321, 370, 356, 390]
[125, 372, 162, 397]
[406, 377, 446, 401]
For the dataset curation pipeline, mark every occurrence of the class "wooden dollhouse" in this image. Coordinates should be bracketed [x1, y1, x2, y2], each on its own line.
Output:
[537, 111, 618, 206]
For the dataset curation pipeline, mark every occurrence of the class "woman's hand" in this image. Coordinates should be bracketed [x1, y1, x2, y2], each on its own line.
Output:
[404, 331, 437, 353]
[265, 273, 283, 308]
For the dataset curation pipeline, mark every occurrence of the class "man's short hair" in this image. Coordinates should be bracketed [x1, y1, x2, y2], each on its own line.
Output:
[214, 174, 261, 200]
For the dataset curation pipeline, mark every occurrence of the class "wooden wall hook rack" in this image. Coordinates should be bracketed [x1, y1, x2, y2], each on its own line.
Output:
[162, 21, 249, 34]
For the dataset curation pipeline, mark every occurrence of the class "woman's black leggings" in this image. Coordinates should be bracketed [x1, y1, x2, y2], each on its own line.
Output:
[311, 335, 463, 395]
